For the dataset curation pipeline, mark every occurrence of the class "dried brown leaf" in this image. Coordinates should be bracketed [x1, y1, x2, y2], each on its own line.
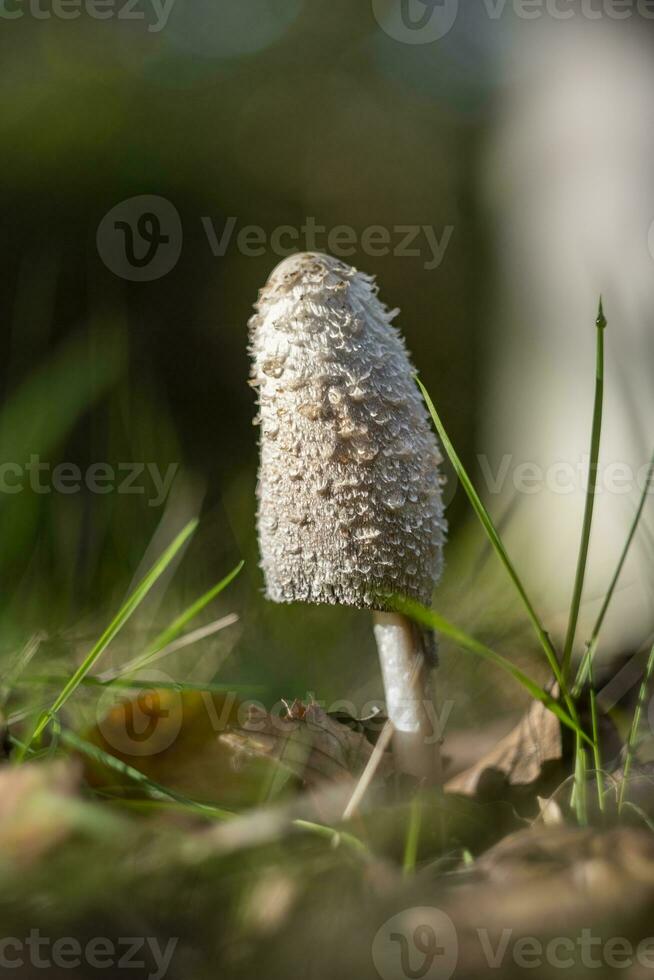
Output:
[445, 694, 563, 798]
[221, 699, 393, 788]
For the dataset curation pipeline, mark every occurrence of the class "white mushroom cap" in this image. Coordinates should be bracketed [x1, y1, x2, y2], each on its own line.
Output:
[249, 252, 446, 610]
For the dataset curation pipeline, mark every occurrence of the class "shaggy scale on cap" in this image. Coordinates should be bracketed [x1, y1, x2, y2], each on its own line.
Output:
[249, 252, 446, 610]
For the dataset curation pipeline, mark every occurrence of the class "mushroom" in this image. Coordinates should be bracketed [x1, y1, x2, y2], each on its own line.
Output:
[249, 252, 447, 783]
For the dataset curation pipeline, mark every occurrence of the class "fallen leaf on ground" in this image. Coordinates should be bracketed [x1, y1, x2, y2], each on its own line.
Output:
[445, 693, 563, 800]
[221, 699, 393, 788]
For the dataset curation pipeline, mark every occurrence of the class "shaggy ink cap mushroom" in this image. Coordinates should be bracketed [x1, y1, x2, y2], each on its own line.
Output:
[249, 252, 446, 612]
[250, 253, 447, 783]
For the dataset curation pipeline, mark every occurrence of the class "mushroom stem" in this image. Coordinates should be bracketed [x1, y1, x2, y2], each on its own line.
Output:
[372, 611, 442, 785]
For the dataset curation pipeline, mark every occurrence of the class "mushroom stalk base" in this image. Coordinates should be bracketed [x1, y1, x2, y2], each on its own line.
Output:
[372, 611, 442, 785]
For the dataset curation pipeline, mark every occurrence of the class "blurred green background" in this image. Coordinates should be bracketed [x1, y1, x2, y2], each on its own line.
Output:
[1, 2, 652, 748]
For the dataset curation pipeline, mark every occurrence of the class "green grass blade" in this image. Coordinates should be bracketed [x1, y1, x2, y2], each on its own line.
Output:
[60, 728, 234, 819]
[0, 633, 46, 707]
[21, 675, 263, 695]
[396, 598, 591, 744]
[621, 801, 654, 833]
[416, 377, 565, 692]
[572, 742, 588, 826]
[588, 659, 604, 815]
[403, 794, 423, 875]
[24, 518, 199, 751]
[618, 643, 654, 815]
[89, 799, 368, 855]
[589, 696, 604, 814]
[562, 300, 607, 681]
[574, 447, 654, 695]
[115, 560, 244, 677]
[292, 819, 369, 856]
[97, 797, 233, 821]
